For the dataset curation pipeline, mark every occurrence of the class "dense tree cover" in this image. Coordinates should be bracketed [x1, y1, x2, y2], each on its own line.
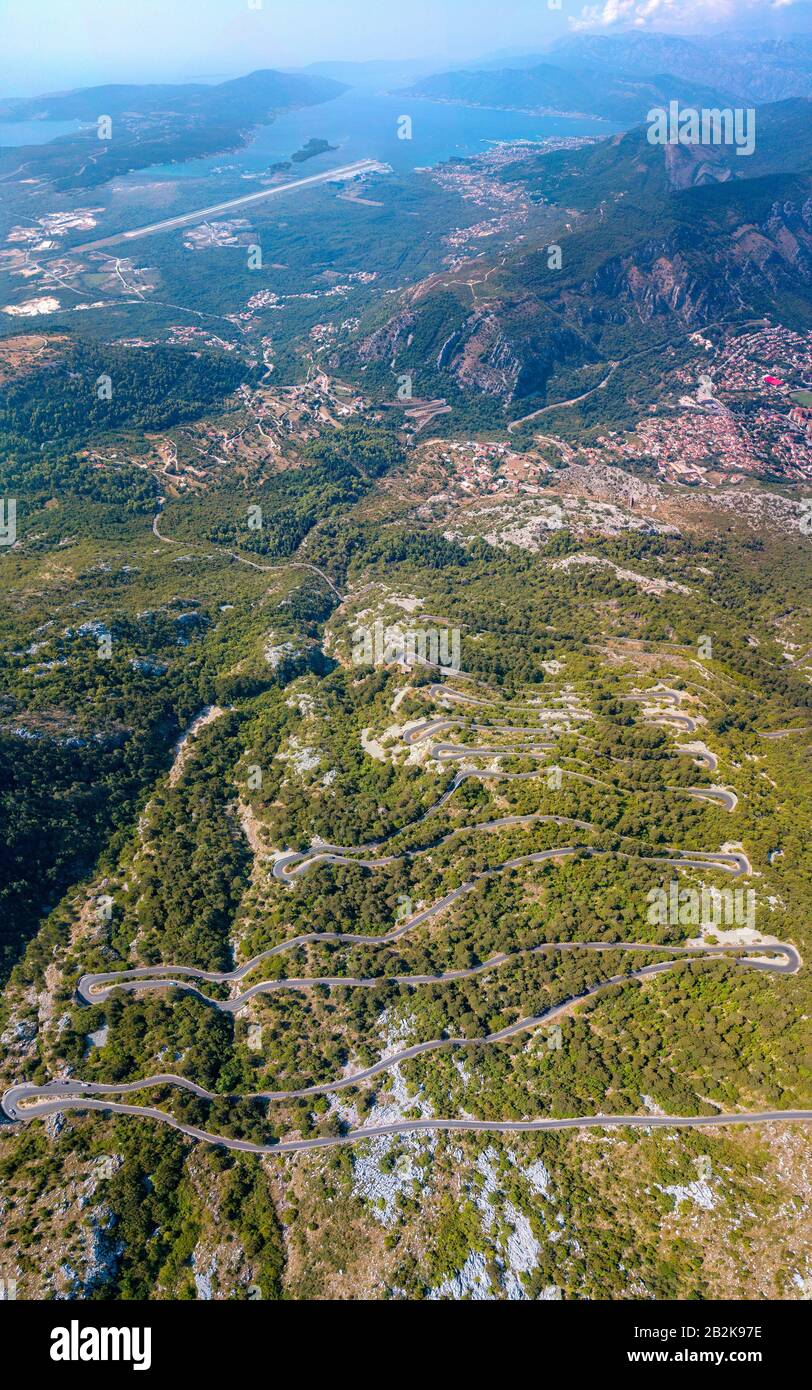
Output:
[303, 421, 405, 479]
[0, 595, 241, 980]
[0, 733, 143, 982]
[117, 714, 251, 970]
[219, 1158, 285, 1298]
[0, 661, 189, 983]
[95, 1121, 284, 1299]
[165, 461, 366, 561]
[0, 343, 249, 450]
[98, 1122, 198, 1298]
[0, 445, 159, 515]
[1, 424, 810, 1301]
[63, 993, 233, 1090]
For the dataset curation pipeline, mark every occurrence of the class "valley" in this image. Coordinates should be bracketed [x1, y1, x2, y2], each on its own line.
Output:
[1, 9, 811, 1310]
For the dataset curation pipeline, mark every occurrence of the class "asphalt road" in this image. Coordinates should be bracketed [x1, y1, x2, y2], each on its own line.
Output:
[426, 683, 584, 717]
[0, 679, 777, 1155]
[645, 713, 699, 733]
[403, 717, 563, 748]
[430, 742, 557, 761]
[4, 941, 799, 1124]
[5, 961, 805, 1157]
[72, 939, 800, 1015]
[271, 812, 597, 882]
[4, 1103, 810, 1154]
[270, 811, 746, 882]
[677, 743, 718, 772]
[0, 819, 790, 1151]
[680, 785, 738, 812]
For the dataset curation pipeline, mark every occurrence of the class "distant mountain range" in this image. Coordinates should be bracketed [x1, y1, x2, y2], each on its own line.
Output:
[0, 69, 346, 190]
[405, 25, 812, 125]
[0, 69, 345, 123]
[406, 64, 735, 126]
[548, 30, 812, 106]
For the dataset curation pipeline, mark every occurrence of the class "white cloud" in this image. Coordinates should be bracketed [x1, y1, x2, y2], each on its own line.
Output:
[571, 0, 796, 31]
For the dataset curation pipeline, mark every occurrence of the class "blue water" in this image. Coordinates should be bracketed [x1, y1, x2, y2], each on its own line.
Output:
[124, 88, 617, 183]
[0, 119, 81, 146]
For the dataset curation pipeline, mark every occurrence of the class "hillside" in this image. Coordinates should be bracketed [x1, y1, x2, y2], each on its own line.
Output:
[0, 70, 347, 190]
[405, 62, 733, 126]
[343, 101, 812, 420]
[549, 28, 812, 104]
[501, 99, 812, 206]
[1, 17, 812, 1318]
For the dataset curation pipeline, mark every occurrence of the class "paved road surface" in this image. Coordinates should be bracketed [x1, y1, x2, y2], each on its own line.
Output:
[427, 683, 583, 717]
[263, 747, 731, 870]
[677, 743, 718, 772]
[271, 821, 752, 880]
[271, 812, 594, 881]
[1, 672, 772, 1154]
[69, 161, 381, 253]
[6, 1105, 810, 1154]
[73, 939, 799, 1014]
[6, 939, 800, 1112]
[679, 785, 738, 812]
[403, 717, 564, 747]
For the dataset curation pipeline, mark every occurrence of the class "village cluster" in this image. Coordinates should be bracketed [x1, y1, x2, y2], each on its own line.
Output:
[578, 327, 812, 484]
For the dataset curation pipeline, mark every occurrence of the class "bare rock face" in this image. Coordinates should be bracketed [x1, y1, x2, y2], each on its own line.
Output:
[663, 141, 734, 190]
[760, 198, 812, 273]
[593, 246, 710, 326]
[358, 311, 417, 367]
[452, 310, 521, 397]
[346, 112, 811, 416]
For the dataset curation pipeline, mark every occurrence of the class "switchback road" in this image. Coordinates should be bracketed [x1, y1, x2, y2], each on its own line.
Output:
[3, 934, 802, 1154]
[0, 674, 776, 1156]
[73, 939, 799, 1014]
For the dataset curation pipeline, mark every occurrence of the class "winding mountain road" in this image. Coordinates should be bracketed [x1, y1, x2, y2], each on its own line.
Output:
[73, 938, 799, 1014]
[270, 816, 748, 882]
[1, 676, 784, 1157]
[268, 750, 732, 874]
[403, 717, 563, 747]
[271, 812, 595, 881]
[3, 937, 801, 1151]
[152, 503, 345, 601]
[4, 1095, 810, 1155]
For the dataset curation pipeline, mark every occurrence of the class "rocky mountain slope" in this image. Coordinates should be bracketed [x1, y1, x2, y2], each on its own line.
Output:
[345, 101, 812, 411]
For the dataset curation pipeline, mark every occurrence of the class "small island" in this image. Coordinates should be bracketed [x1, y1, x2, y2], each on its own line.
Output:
[290, 136, 337, 163]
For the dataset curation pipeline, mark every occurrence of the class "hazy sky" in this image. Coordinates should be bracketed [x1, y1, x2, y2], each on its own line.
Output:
[0, 0, 804, 95]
